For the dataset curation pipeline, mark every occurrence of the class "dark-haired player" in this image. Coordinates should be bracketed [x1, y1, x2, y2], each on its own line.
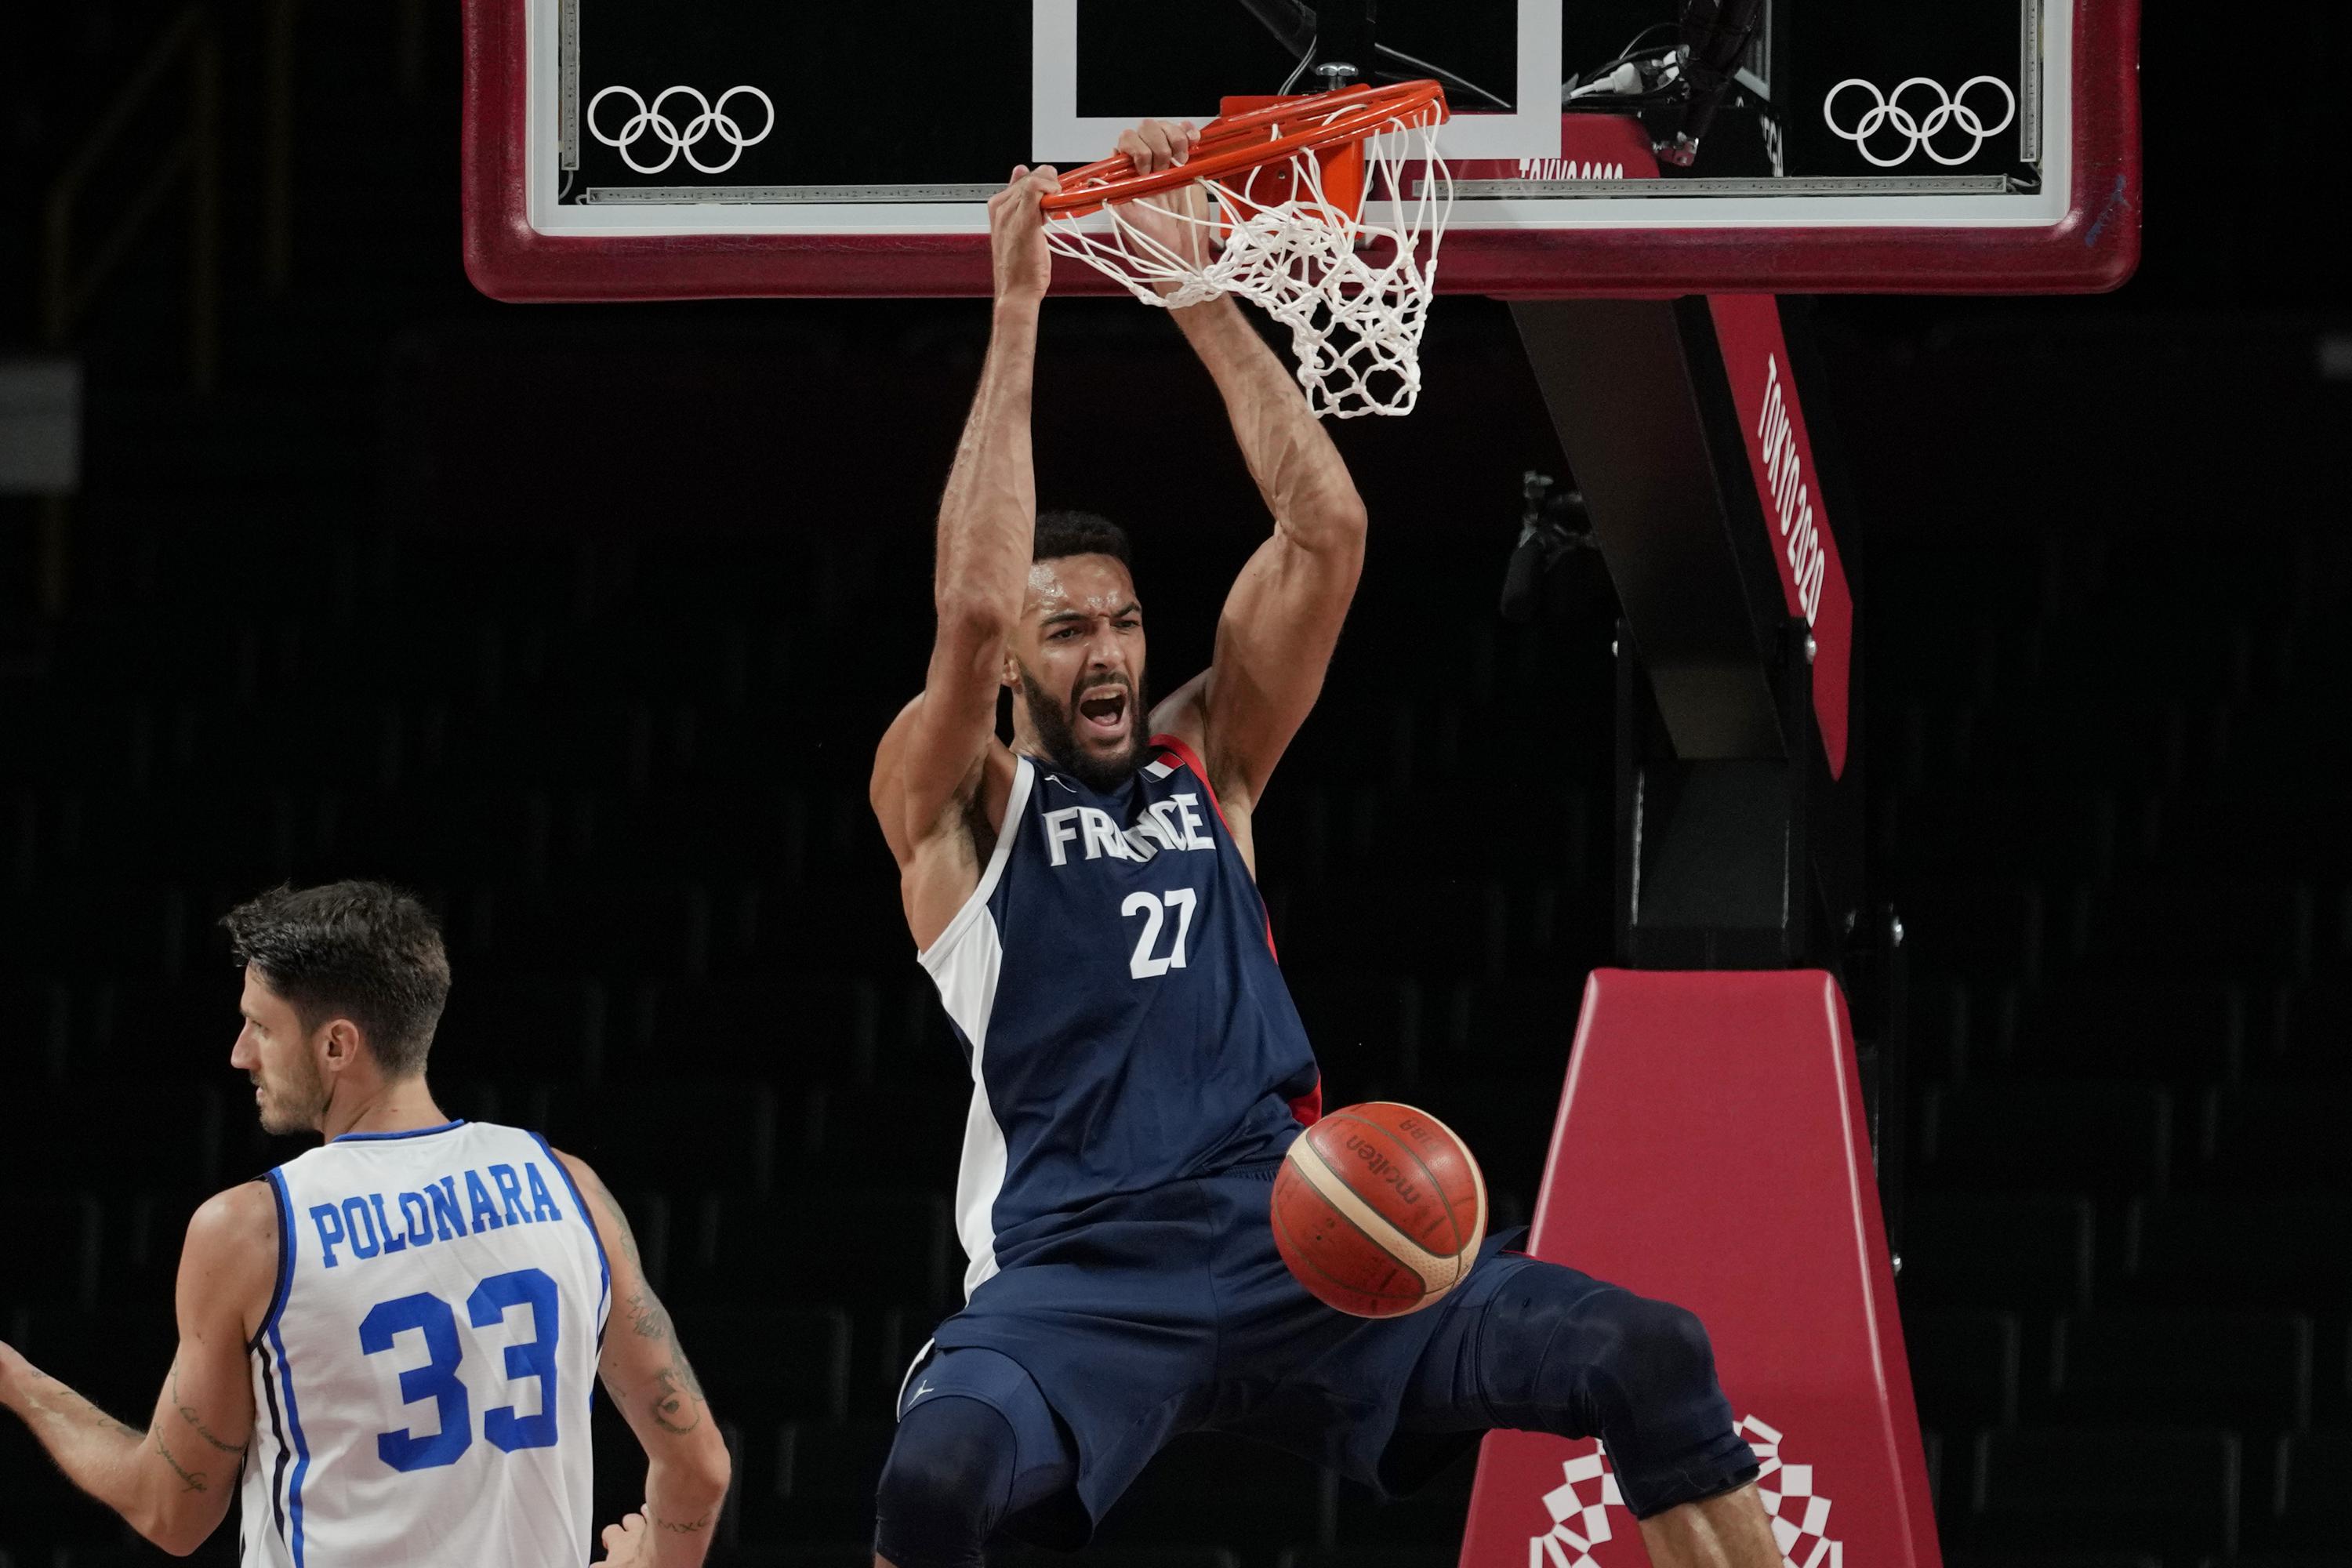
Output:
[866, 127, 1783, 1568]
[0, 880, 730, 1568]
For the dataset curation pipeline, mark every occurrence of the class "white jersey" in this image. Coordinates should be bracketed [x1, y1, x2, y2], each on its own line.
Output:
[241, 1120, 610, 1568]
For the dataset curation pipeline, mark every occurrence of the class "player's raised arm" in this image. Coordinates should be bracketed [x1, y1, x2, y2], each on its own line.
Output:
[0, 1181, 273, 1556]
[560, 1151, 731, 1568]
[1118, 124, 1369, 825]
[873, 164, 1059, 939]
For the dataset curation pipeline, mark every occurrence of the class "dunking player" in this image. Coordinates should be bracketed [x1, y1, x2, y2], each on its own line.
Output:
[868, 125, 1783, 1567]
[0, 882, 730, 1567]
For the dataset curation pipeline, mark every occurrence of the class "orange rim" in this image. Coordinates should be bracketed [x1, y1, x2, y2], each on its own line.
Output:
[1037, 80, 1449, 220]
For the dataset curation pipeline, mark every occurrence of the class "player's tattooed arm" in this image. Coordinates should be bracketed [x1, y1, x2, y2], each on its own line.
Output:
[574, 1164, 713, 1437]
[0, 1185, 267, 1555]
[170, 1363, 249, 1459]
[579, 1161, 648, 1274]
[559, 1149, 732, 1568]
[646, 1341, 711, 1436]
[0, 1348, 207, 1510]
[0, 1349, 143, 1450]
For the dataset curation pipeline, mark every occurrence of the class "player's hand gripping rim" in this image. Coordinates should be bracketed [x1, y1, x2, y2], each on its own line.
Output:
[1111, 119, 1213, 281]
[989, 163, 1061, 306]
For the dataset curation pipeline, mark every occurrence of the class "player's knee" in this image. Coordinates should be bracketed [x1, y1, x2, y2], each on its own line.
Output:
[1472, 1269, 1744, 1511]
[1478, 1269, 1719, 1427]
[873, 1396, 1017, 1568]
[1577, 1290, 1755, 1519]
[1586, 1294, 1717, 1431]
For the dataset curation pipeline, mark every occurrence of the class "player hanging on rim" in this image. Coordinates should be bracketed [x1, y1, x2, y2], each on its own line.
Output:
[867, 124, 1784, 1568]
[0, 881, 731, 1568]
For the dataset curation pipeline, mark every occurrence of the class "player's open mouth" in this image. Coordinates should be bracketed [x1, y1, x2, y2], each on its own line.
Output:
[1078, 689, 1128, 736]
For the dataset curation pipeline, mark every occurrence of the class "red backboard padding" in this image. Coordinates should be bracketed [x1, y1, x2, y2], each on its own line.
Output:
[1459, 970, 1939, 1566]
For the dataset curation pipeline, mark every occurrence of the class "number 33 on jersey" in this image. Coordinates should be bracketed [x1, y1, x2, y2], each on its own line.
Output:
[245, 1120, 609, 1567]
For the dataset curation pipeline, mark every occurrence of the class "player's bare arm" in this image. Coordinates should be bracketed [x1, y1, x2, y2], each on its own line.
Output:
[0, 1180, 274, 1556]
[560, 1150, 732, 1568]
[872, 162, 1061, 950]
[1119, 122, 1370, 875]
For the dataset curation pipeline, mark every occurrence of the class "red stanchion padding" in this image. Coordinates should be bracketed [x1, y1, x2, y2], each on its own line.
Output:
[1458, 969, 1939, 1568]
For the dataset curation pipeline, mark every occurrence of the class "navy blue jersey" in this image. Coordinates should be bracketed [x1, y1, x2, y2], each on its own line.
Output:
[919, 735, 1320, 1293]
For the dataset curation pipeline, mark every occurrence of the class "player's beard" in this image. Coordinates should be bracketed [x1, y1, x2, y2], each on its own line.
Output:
[1020, 664, 1152, 793]
[254, 1048, 329, 1135]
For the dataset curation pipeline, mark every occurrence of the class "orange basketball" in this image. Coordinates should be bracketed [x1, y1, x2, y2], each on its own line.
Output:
[1271, 1101, 1488, 1318]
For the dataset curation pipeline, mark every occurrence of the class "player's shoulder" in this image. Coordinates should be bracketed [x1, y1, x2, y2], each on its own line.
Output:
[543, 1144, 609, 1214]
[187, 1177, 278, 1241]
[875, 710, 1018, 843]
[546, 1142, 593, 1185]
[177, 1179, 282, 1312]
[877, 698, 1018, 776]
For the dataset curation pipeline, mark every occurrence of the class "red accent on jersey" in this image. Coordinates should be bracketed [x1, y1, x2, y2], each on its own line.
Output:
[1149, 735, 1228, 829]
[1149, 732, 1283, 958]
[1150, 733, 1308, 1122]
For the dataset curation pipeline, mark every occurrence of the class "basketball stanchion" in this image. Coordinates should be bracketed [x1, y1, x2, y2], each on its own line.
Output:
[1039, 81, 1454, 420]
[1460, 971, 1940, 1566]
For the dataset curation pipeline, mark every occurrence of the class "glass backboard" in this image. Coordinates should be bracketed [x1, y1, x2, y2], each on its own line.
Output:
[461, 0, 2139, 299]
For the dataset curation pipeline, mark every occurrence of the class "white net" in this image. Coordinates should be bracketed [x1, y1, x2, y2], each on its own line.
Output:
[1043, 110, 1453, 419]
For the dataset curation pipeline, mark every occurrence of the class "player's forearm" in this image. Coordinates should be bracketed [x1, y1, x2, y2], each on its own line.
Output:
[641, 1445, 731, 1568]
[2, 1367, 201, 1550]
[934, 300, 1043, 631]
[1173, 296, 1366, 552]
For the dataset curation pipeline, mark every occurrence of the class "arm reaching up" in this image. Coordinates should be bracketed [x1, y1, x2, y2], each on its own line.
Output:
[873, 164, 1061, 949]
[1119, 126, 1369, 874]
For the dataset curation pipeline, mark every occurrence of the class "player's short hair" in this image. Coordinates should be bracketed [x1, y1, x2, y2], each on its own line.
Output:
[222, 881, 452, 1080]
[1033, 510, 1132, 570]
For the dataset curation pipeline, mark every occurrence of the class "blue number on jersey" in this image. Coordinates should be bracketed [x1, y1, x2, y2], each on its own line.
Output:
[358, 1292, 474, 1472]
[360, 1266, 561, 1471]
[470, 1268, 561, 1452]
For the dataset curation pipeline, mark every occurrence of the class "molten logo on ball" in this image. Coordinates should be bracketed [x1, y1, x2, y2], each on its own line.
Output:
[1272, 1102, 1488, 1317]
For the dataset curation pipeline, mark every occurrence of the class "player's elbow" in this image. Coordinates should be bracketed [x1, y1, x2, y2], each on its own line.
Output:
[136, 1504, 218, 1558]
[1286, 492, 1368, 556]
[699, 1428, 735, 1499]
[935, 592, 1015, 653]
[665, 1428, 735, 1512]
[1324, 492, 1369, 539]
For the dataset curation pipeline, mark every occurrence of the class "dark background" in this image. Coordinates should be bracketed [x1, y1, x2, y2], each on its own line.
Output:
[2, 1, 2348, 1565]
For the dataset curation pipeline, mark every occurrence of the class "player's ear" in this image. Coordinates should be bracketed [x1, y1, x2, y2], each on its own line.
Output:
[321, 1018, 360, 1069]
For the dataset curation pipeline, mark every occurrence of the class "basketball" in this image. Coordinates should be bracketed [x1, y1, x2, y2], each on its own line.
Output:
[1272, 1102, 1489, 1318]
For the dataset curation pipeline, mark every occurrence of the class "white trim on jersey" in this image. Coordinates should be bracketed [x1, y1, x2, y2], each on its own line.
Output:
[917, 754, 1034, 1297]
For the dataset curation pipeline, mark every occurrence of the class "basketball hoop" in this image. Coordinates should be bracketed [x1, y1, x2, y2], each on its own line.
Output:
[1040, 82, 1453, 419]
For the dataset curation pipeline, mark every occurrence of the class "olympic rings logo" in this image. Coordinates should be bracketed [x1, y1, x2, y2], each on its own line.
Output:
[587, 85, 775, 175]
[1822, 75, 2016, 168]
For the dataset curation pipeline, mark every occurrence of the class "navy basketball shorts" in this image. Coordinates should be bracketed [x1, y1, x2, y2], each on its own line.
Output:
[902, 1162, 1757, 1544]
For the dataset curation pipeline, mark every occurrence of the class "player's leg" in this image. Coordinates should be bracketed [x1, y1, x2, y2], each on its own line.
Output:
[1395, 1254, 1780, 1567]
[1629, 1484, 1784, 1568]
[873, 1347, 1077, 1568]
